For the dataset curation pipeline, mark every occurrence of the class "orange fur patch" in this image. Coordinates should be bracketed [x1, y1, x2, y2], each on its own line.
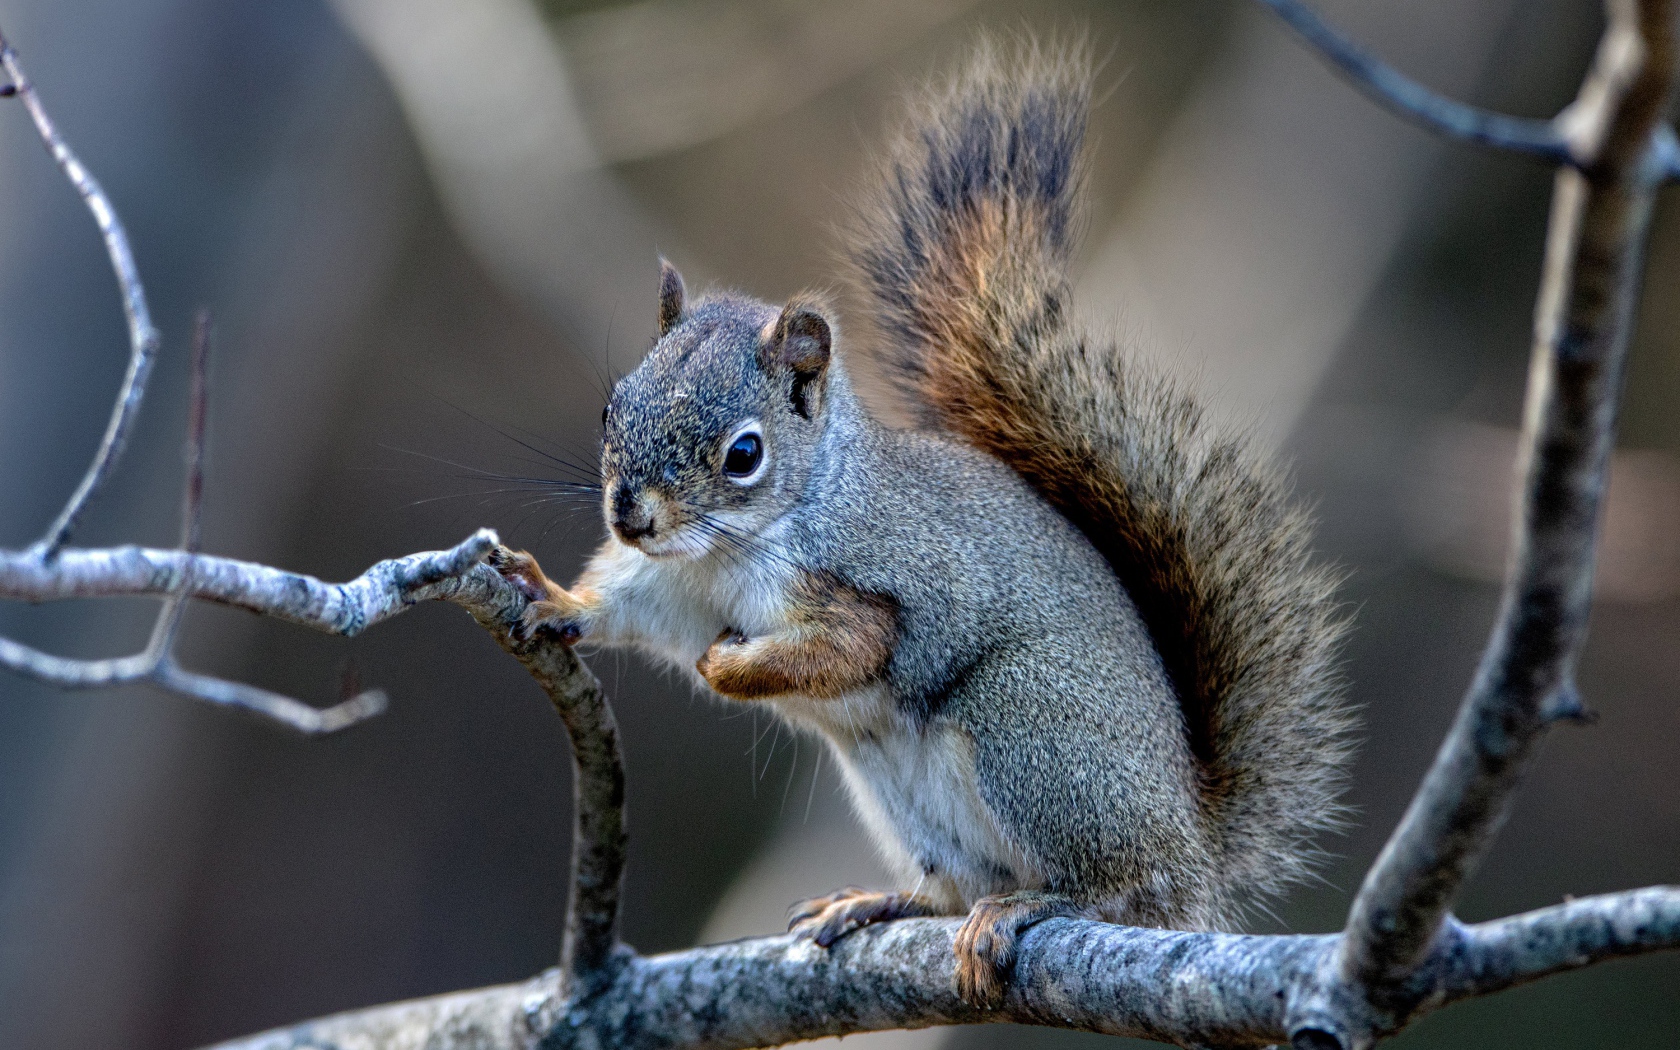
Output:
[697, 571, 898, 700]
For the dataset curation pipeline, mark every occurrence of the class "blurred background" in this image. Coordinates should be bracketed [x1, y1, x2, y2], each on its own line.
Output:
[0, 1, 1676, 1048]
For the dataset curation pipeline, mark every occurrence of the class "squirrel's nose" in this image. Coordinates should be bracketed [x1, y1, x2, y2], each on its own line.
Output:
[611, 484, 657, 543]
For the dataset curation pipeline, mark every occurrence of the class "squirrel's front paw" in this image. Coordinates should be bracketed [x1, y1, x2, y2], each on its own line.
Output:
[488, 546, 558, 603]
[697, 631, 782, 698]
[787, 888, 937, 948]
[488, 546, 592, 644]
[517, 600, 584, 645]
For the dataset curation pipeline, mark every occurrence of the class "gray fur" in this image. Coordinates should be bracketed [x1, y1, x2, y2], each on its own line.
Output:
[801, 372, 1214, 918]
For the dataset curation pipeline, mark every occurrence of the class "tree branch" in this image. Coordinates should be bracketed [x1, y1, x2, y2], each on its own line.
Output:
[445, 565, 629, 990]
[0, 27, 162, 560]
[0, 533, 499, 734]
[148, 310, 213, 657]
[0, 30, 405, 733]
[0, 531, 499, 632]
[200, 887, 1680, 1050]
[1328, 0, 1679, 1009]
[0, 308, 405, 734]
[1443, 886, 1680, 1002]
[1250, 0, 1572, 162]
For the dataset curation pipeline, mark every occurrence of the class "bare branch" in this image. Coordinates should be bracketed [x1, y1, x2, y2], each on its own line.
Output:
[0, 10, 526, 739]
[1325, 1, 1680, 1017]
[0, 630, 387, 733]
[0, 530, 499, 632]
[0, 540, 616, 982]
[0, 302, 411, 734]
[0, 531, 497, 730]
[1251, 0, 1573, 163]
[1444, 886, 1680, 1002]
[198, 887, 1680, 1050]
[146, 309, 211, 658]
[0, 35, 366, 734]
[180, 309, 210, 554]
[0, 25, 163, 559]
[152, 662, 388, 735]
[0, 637, 157, 687]
[441, 557, 629, 990]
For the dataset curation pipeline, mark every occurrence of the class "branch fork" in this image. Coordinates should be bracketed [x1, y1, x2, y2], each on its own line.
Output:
[1255, 0, 1680, 181]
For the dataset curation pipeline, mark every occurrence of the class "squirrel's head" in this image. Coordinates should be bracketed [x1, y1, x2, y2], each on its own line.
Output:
[597, 259, 836, 558]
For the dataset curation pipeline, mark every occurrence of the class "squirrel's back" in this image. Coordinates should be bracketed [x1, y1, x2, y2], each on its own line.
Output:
[848, 37, 1353, 921]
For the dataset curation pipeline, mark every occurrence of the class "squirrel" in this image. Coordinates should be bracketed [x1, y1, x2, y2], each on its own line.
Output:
[490, 37, 1352, 1006]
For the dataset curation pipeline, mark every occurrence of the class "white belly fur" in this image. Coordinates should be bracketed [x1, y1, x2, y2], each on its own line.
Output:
[826, 708, 1040, 910]
[579, 534, 795, 681]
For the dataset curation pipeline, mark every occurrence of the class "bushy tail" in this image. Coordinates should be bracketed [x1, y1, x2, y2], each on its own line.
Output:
[849, 38, 1353, 919]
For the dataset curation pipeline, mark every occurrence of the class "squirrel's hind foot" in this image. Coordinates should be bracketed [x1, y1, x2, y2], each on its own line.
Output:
[954, 891, 1096, 1008]
[787, 887, 940, 948]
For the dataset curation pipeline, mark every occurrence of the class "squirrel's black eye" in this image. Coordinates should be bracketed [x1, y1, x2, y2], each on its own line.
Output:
[722, 432, 763, 479]
[601, 405, 609, 426]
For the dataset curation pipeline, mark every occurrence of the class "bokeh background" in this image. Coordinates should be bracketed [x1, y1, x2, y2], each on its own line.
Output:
[1, 1, 1676, 1048]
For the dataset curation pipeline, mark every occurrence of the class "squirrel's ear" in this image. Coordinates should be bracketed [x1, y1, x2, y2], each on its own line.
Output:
[767, 299, 832, 375]
[765, 298, 832, 419]
[657, 257, 686, 336]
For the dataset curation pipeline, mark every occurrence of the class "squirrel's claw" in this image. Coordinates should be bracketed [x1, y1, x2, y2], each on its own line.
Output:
[488, 546, 554, 604]
[517, 600, 582, 645]
[952, 892, 1090, 1009]
[786, 886, 866, 934]
[489, 546, 561, 608]
[489, 546, 587, 645]
[787, 887, 938, 949]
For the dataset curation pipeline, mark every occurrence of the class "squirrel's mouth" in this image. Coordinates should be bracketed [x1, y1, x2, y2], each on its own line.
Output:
[610, 495, 765, 563]
[622, 522, 714, 560]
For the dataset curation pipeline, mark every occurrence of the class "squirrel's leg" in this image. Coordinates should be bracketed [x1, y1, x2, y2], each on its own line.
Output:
[487, 546, 604, 644]
[787, 887, 944, 947]
[953, 891, 1097, 1007]
[697, 572, 898, 700]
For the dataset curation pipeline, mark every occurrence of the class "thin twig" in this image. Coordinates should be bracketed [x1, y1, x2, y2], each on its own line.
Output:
[180, 309, 210, 554]
[147, 309, 211, 659]
[0, 531, 500, 633]
[0, 634, 386, 734]
[1250, 0, 1573, 163]
[450, 554, 628, 991]
[0, 639, 157, 688]
[1, 534, 625, 966]
[0, 26, 500, 738]
[0, 304, 409, 734]
[153, 662, 387, 735]
[0, 25, 163, 560]
[0, 531, 497, 733]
